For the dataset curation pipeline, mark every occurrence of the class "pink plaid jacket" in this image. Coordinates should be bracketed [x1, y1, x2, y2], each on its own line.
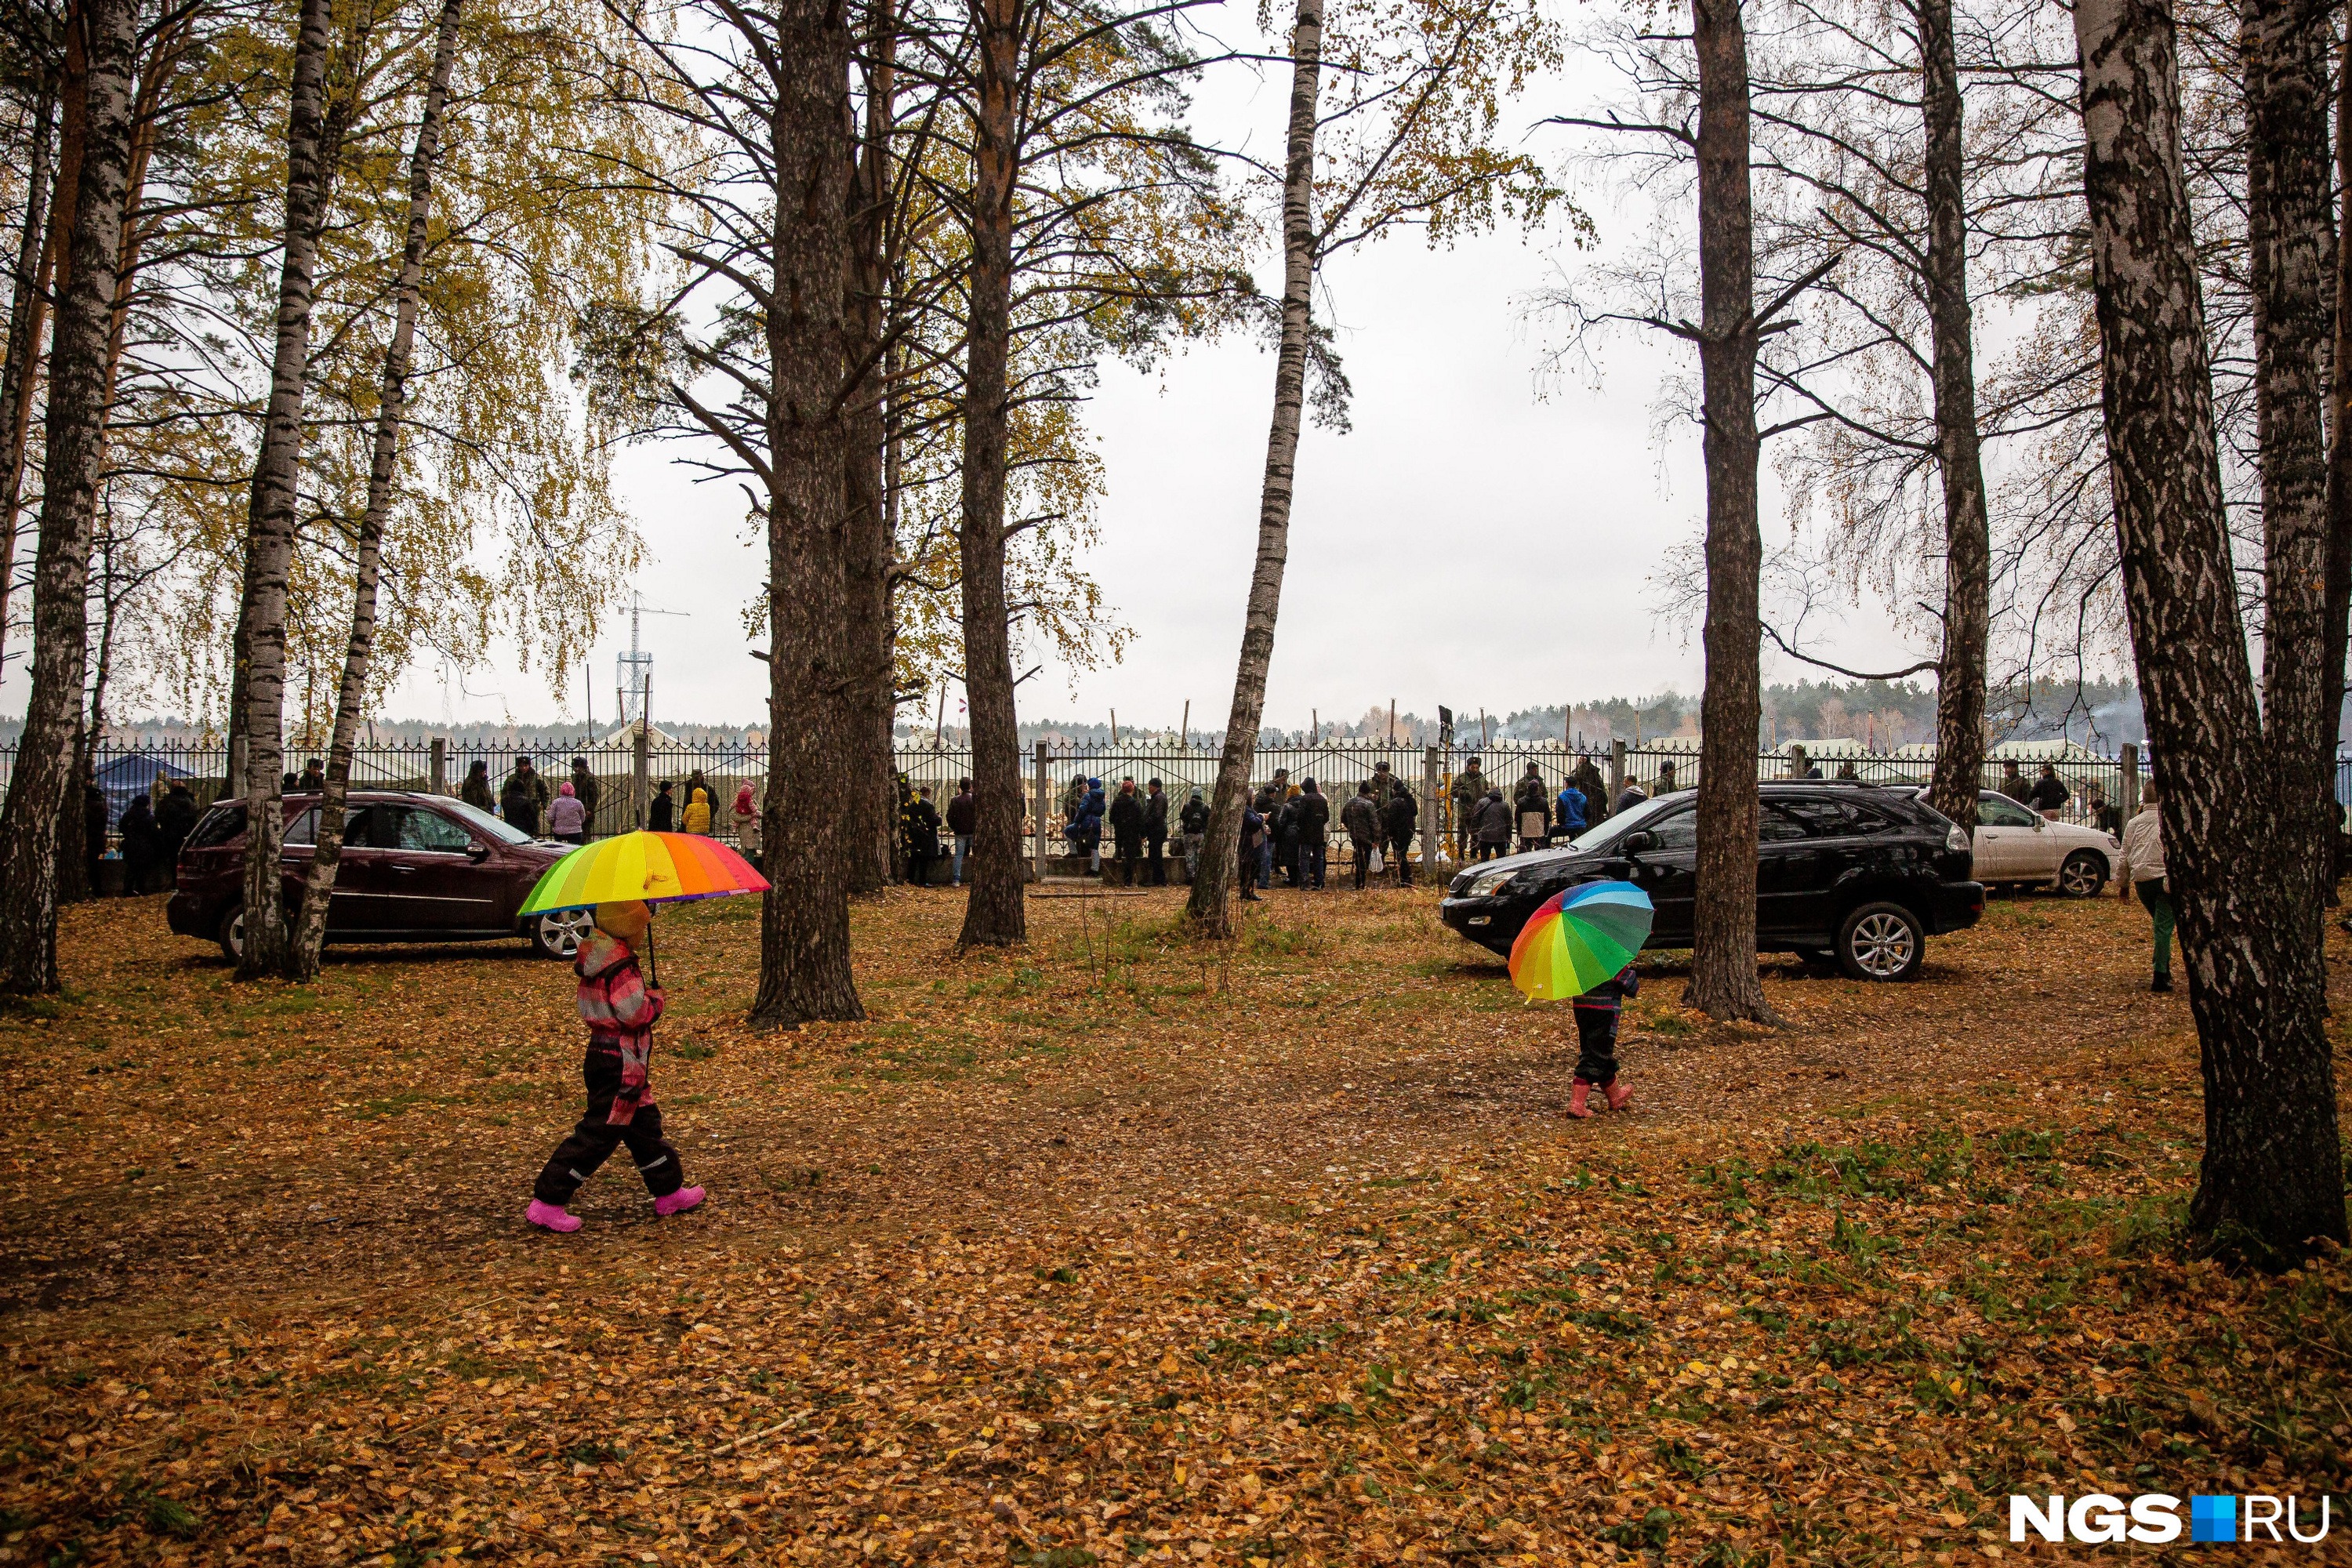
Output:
[576, 931, 664, 1123]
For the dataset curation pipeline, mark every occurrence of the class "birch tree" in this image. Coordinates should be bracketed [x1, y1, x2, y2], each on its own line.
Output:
[0, 0, 136, 994]
[288, 0, 462, 980]
[2071, 0, 2344, 1260]
[230, 0, 338, 978]
[1183, 0, 1559, 935]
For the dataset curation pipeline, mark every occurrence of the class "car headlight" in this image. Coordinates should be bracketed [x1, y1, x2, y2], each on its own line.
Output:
[1466, 867, 1517, 897]
[1946, 826, 1969, 853]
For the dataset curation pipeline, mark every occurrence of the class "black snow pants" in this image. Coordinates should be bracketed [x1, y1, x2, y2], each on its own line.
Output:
[533, 1047, 686, 1205]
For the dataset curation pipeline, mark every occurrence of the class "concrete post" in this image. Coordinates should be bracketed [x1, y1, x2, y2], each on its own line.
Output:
[1034, 740, 1050, 883]
[1609, 739, 1626, 805]
[2120, 742, 2139, 817]
[228, 736, 247, 797]
[1422, 744, 1442, 868]
[633, 720, 652, 829]
[428, 735, 447, 794]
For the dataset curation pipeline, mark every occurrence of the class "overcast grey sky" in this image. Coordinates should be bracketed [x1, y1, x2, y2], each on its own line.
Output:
[117, 35, 1930, 732]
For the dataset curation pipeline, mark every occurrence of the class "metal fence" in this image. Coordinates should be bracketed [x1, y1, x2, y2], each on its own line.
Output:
[25, 735, 2352, 865]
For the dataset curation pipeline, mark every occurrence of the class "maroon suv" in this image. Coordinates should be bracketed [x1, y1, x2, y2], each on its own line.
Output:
[166, 791, 591, 960]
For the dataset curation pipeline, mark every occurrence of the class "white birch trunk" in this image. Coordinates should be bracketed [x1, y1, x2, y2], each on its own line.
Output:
[233, 0, 335, 980]
[1184, 0, 1323, 936]
[290, 0, 463, 978]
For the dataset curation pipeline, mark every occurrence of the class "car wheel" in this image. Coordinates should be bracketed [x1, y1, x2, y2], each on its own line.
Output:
[1837, 902, 1922, 982]
[2058, 851, 2107, 898]
[216, 903, 244, 963]
[530, 908, 594, 960]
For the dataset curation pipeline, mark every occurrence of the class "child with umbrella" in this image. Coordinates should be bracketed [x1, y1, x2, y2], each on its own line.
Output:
[528, 899, 703, 1232]
[1508, 880, 1653, 1120]
[520, 829, 769, 1232]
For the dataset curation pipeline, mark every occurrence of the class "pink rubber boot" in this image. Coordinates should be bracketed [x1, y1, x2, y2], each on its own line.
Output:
[654, 1185, 705, 1218]
[1566, 1081, 1595, 1120]
[527, 1200, 581, 1233]
[1603, 1081, 1633, 1113]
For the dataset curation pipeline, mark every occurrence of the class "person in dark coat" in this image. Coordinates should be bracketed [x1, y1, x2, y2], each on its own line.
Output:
[501, 757, 550, 836]
[1382, 783, 1419, 887]
[946, 777, 978, 886]
[296, 757, 326, 793]
[1075, 778, 1105, 874]
[1513, 764, 1548, 813]
[1108, 777, 1145, 885]
[569, 757, 602, 834]
[459, 760, 494, 811]
[1614, 781, 1648, 815]
[648, 780, 677, 832]
[1657, 760, 1678, 794]
[1294, 777, 1330, 890]
[1341, 782, 1381, 890]
[1473, 788, 1512, 859]
[1569, 755, 1608, 825]
[1273, 793, 1303, 886]
[154, 782, 198, 871]
[1999, 760, 2031, 803]
[2027, 764, 2070, 818]
[1142, 778, 1170, 885]
[1237, 802, 1266, 902]
[1180, 786, 1210, 881]
[904, 784, 942, 884]
[83, 784, 107, 895]
[117, 794, 161, 895]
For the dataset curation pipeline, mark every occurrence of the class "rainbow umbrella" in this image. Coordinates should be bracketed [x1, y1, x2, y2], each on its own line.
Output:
[1508, 880, 1653, 1002]
[520, 829, 770, 916]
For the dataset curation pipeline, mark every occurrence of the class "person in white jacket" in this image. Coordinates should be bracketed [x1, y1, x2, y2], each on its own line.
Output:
[2116, 786, 2170, 993]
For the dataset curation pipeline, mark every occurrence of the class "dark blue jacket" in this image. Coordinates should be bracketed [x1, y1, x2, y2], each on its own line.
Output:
[1573, 965, 1639, 1014]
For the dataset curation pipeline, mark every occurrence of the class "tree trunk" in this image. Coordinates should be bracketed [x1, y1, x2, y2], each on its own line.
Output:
[954, 0, 1029, 948]
[1918, 0, 1991, 836]
[1182, 0, 1323, 938]
[1683, 0, 1777, 1023]
[232, 0, 335, 982]
[2324, 13, 2352, 862]
[2242, 0, 2335, 924]
[748, 0, 865, 1025]
[844, 8, 898, 897]
[2072, 0, 2347, 1260]
[0, 0, 134, 993]
[0, 74, 57, 667]
[290, 0, 462, 980]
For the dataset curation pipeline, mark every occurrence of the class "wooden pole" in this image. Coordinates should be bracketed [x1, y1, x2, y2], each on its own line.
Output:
[1388, 699, 1396, 744]
[1181, 699, 1189, 746]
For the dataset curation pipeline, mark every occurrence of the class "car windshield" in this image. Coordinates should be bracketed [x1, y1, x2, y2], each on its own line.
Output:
[1570, 793, 1682, 851]
[440, 797, 534, 844]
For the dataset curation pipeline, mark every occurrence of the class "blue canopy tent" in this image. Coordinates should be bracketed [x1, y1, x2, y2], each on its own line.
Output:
[96, 753, 192, 831]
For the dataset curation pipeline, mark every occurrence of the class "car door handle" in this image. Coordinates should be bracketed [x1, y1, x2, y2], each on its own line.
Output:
[390, 865, 416, 874]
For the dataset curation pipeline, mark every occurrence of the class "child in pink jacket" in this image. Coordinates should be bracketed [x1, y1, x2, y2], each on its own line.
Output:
[527, 900, 705, 1232]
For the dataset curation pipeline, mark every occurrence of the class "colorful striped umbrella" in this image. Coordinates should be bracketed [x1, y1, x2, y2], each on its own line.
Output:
[519, 830, 769, 916]
[1508, 880, 1653, 1002]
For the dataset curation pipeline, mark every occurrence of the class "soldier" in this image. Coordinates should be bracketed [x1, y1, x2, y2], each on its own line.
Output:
[1363, 759, 1412, 811]
[1449, 755, 1489, 862]
[1570, 753, 1609, 824]
[569, 757, 602, 833]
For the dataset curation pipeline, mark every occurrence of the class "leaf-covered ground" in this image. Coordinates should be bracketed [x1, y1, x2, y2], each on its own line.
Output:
[2, 882, 2347, 1566]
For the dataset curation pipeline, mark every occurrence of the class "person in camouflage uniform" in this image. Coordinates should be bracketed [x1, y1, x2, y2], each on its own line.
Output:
[1361, 760, 1413, 811]
[1449, 757, 1489, 862]
[1570, 754, 1609, 825]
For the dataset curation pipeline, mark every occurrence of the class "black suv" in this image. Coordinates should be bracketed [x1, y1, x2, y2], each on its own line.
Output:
[1439, 782, 1984, 981]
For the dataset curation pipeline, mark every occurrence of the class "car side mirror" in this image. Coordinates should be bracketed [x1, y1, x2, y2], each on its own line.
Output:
[466, 840, 490, 862]
[1620, 831, 1657, 855]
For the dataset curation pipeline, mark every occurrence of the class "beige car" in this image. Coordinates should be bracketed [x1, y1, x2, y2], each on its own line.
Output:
[1912, 788, 2118, 896]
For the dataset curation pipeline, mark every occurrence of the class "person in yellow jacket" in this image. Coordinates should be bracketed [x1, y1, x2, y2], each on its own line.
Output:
[681, 786, 712, 835]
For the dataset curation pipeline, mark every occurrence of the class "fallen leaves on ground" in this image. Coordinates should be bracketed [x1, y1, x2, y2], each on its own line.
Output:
[1, 883, 2345, 1565]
